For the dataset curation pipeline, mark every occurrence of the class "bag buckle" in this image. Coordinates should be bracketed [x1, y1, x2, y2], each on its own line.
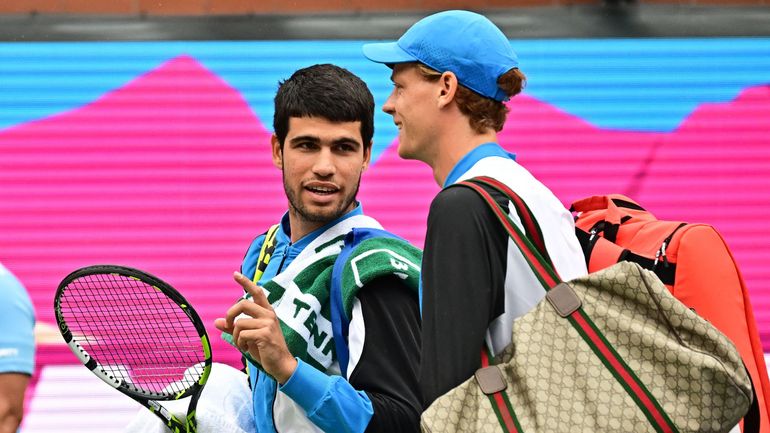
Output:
[546, 283, 582, 318]
[475, 366, 507, 395]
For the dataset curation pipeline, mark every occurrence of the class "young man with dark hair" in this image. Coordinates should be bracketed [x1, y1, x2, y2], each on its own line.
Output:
[215, 64, 422, 432]
[363, 11, 588, 407]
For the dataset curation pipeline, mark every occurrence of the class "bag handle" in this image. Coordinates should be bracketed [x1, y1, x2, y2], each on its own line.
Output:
[570, 195, 646, 213]
[571, 195, 644, 225]
[455, 177, 680, 433]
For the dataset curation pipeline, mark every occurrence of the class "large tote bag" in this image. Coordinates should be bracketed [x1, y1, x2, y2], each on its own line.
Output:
[421, 177, 755, 433]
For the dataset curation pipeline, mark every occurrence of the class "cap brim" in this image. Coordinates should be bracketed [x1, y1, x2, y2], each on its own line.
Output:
[362, 42, 416, 65]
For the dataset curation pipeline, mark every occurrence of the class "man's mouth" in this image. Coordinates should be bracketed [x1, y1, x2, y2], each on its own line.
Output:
[305, 183, 339, 195]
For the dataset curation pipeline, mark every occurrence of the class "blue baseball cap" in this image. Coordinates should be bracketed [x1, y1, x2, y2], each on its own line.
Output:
[362, 10, 519, 102]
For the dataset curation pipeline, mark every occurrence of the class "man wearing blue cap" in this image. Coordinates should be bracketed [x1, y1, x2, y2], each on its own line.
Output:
[363, 10, 587, 407]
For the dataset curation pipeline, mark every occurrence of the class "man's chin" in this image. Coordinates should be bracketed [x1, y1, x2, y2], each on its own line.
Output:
[298, 205, 345, 224]
[396, 140, 419, 161]
[396, 144, 413, 160]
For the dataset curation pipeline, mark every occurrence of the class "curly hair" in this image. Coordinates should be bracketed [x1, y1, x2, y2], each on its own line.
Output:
[416, 63, 526, 133]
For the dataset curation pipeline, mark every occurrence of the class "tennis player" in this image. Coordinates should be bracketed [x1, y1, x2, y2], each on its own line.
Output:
[363, 10, 588, 407]
[215, 64, 421, 433]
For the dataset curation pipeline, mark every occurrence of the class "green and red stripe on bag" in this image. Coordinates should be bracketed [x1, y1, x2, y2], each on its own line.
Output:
[420, 177, 755, 433]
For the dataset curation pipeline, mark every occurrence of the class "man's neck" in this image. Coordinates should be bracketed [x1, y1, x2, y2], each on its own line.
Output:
[286, 205, 356, 243]
[287, 214, 323, 244]
[430, 129, 498, 186]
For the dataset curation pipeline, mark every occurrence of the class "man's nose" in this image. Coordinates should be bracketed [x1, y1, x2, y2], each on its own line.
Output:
[382, 90, 396, 115]
[312, 148, 336, 177]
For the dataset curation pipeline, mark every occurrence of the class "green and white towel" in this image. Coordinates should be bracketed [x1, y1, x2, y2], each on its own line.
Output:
[222, 215, 421, 372]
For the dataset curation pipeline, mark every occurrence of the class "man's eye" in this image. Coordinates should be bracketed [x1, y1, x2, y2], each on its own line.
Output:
[336, 144, 355, 152]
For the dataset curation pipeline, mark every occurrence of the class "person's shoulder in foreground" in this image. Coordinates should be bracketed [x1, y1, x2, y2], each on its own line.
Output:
[363, 9, 587, 407]
[0, 262, 35, 433]
[216, 63, 422, 433]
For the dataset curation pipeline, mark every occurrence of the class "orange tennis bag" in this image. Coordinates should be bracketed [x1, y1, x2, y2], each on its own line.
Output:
[572, 194, 768, 432]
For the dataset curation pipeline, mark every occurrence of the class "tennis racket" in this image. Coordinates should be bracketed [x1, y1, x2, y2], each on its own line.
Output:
[54, 265, 212, 433]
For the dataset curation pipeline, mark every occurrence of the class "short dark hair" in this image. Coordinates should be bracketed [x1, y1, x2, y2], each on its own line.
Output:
[273, 64, 375, 150]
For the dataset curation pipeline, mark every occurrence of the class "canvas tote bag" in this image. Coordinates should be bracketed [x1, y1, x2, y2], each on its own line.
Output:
[421, 177, 755, 433]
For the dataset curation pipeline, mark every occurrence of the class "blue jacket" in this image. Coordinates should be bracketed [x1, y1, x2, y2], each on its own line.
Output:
[240, 206, 381, 433]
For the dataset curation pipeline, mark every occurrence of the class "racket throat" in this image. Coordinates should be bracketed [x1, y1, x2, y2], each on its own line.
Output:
[148, 400, 168, 419]
[147, 401, 182, 432]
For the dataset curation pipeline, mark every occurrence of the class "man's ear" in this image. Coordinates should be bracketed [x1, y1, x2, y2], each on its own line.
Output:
[437, 71, 459, 109]
[271, 134, 283, 169]
[362, 142, 372, 171]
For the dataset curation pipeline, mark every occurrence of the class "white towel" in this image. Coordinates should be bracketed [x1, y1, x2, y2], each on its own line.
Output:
[123, 362, 255, 433]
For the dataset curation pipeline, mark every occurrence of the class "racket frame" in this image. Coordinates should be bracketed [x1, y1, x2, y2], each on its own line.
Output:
[54, 265, 213, 433]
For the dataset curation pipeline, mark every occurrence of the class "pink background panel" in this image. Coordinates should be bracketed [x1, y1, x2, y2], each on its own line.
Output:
[1, 56, 769, 373]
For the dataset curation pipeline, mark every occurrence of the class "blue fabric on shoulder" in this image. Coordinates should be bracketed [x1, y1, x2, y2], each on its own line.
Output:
[330, 228, 406, 377]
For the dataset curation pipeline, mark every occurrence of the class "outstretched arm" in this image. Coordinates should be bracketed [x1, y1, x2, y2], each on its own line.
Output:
[0, 373, 29, 433]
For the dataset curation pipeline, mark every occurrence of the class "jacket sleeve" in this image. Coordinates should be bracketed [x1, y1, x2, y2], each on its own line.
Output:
[352, 275, 422, 433]
[419, 186, 508, 407]
[279, 275, 421, 433]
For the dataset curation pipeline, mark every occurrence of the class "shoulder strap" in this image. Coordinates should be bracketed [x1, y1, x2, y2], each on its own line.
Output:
[453, 178, 561, 289]
[252, 224, 279, 285]
[330, 228, 405, 377]
[467, 176, 554, 267]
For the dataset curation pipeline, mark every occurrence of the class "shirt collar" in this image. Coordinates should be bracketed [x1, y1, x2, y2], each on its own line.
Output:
[278, 203, 364, 250]
[443, 142, 516, 187]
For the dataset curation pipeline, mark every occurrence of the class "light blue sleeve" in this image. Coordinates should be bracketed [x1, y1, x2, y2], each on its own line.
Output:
[0, 264, 35, 375]
[279, 358, 374, 433]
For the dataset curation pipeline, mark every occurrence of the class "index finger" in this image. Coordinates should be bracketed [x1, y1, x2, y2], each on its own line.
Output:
[234, 271, 272, 309]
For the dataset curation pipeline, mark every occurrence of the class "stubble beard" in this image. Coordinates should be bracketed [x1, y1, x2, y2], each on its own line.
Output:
[283, 172, 362, 225]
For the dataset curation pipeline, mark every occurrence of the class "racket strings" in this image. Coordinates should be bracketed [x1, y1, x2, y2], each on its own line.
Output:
[59, 274, 205, 396]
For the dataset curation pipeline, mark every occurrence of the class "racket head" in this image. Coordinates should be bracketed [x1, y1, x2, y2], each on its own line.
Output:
[54, 265, 212, 402]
